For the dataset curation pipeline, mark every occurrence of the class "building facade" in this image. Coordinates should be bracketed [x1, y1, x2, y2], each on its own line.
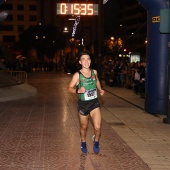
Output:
[0, 0, 41, 46]
[0, 0, 147, 60]
[118, 0, 147, 58]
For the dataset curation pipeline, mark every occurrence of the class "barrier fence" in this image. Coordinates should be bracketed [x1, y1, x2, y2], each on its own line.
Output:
[0, 70, 27, 85]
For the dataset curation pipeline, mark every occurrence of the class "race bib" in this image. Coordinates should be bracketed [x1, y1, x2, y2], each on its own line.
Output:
[84, 89, 97, 101]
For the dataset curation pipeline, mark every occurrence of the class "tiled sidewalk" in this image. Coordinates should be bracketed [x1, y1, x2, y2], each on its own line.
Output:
[102, 82, 170, 170]
[0, 72, 169, 169]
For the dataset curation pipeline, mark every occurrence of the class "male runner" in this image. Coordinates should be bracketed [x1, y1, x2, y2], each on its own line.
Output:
[67, 51, 105, 154]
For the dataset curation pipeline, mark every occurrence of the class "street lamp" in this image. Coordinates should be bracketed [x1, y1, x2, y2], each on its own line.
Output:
[70, 38, 74, 59]
[63, 27, 68, 33]
[110, 37, 114, 41]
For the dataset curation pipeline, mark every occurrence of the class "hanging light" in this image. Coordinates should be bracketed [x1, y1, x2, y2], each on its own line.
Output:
[103, 0, 109, 4]
[63, 27, 68, 33]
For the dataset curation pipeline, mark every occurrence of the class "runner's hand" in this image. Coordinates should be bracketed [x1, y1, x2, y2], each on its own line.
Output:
[78, 86, 86, 93]
[99, 90, 105, 96]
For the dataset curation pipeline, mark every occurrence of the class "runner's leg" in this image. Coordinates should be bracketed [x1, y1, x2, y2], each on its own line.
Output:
[79, 114, 89, 142]
[90, 107, 102, 141]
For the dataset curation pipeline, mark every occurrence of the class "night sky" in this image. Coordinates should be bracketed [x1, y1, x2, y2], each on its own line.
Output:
[103, 0, 119, 38]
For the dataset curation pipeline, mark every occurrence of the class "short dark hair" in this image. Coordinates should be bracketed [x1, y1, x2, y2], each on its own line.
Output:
[79, 50, 90, 60]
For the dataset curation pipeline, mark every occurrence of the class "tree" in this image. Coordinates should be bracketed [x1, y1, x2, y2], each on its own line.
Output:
[103, 37, 123, 58]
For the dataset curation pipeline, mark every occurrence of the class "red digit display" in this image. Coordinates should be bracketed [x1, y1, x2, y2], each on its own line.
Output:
[57, 3, 98, 16]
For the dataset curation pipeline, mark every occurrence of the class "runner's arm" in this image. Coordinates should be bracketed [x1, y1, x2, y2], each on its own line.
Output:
[67, 72, 79, 93]
[94, 70, 105, 96]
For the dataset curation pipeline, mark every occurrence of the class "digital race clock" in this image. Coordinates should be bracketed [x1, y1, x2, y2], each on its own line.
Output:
[57, 3, 98, 15]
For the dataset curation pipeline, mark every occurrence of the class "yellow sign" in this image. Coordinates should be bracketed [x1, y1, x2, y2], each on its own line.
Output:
[152, 16, 160, 23]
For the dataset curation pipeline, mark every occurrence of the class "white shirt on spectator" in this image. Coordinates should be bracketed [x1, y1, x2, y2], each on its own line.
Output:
[134, 72, 140, 80]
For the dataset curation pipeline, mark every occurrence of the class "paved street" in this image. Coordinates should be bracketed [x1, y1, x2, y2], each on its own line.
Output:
[0, 72, 169, 170]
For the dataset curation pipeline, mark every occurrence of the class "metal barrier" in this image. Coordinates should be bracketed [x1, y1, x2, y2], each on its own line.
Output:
[0, 70, 27, 83]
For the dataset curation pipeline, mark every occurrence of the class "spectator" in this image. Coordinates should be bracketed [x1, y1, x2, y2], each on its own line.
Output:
[134, 68, 140, 94]
[119, 61, 126, 87]
[139, 62, 146, 98]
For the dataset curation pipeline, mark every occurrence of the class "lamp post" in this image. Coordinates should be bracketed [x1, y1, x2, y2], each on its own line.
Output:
[98, 0, 109, 83]
[144, 37, 147, 60]
[98, 0, 103, 83]
[70, 37, 74, 59]
[110, 36, 114, 50]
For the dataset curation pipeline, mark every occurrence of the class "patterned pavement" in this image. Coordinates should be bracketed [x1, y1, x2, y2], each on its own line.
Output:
[0, 72, 152, 169]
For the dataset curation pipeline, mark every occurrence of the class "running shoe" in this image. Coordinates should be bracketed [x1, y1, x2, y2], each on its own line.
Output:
[93, 141, 100, 154]
[92, 135, 100, 153]
[81, 142, 87, 153]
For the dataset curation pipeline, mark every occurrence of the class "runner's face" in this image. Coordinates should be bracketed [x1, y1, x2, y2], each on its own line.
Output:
[79, 55, 91, 68]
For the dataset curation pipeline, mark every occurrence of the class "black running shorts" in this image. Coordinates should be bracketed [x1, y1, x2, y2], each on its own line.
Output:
[78, 98, 100, 116]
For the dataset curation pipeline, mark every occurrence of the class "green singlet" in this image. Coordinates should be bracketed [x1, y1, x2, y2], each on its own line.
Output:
[77, 69, 97, 101]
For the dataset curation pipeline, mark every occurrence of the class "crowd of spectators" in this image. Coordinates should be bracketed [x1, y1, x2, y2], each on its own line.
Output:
[1, 55, 146, 99]
[0, 59, 61, 73]
[102, 58, 146, 99]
